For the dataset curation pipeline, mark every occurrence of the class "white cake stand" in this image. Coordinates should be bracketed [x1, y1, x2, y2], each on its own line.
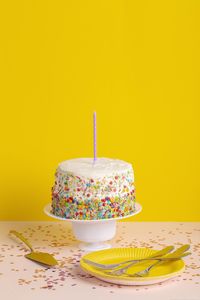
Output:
[44, 202, 142, 251]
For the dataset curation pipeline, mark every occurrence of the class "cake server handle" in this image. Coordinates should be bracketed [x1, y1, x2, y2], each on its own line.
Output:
[10, 230, 34, 252]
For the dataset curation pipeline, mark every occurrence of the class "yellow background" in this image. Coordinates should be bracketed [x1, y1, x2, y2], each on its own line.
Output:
[0, 1, 199, 221]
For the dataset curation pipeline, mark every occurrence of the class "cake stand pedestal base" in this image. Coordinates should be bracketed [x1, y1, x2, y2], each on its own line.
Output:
[44, 203, 142, 252]
[79, 242, 111, 251]
[71, 219, 116, 251]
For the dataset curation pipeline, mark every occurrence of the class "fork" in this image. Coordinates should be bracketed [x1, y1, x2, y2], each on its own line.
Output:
[126, 245, 191, 277]
[127, 252, 191, 277]
[83, 246, 174, 270]
[107, 251, 190, 276]
[106, 244, 190, 276]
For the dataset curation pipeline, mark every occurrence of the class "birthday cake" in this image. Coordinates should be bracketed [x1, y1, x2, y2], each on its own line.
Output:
[51, 158, 135, 220]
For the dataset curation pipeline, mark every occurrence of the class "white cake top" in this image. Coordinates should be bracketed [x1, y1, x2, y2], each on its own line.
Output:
[58, 157, 133, 178]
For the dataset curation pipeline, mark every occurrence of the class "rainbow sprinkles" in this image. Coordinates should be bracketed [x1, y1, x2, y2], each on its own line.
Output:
[51, 157, 136, 220]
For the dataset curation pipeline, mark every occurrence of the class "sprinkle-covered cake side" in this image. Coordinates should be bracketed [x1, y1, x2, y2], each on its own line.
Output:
[51, 158, 136, 220]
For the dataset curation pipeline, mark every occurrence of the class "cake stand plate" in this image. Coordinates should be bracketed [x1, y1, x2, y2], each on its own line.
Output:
[44, 203, 142, 252]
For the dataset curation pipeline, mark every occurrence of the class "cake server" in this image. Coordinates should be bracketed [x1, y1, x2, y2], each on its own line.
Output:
[83, 245, 174, 270]
[10, 230, 58, 267]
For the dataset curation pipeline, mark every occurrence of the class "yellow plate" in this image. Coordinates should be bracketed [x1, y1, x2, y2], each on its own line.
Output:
[80, 248, 185, 286]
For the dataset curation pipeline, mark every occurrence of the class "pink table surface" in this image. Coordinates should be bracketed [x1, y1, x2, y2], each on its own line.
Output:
[0, 221, 199, 300]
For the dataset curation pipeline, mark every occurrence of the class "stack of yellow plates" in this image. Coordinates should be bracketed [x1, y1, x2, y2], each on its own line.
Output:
[80, 248, 185, 285]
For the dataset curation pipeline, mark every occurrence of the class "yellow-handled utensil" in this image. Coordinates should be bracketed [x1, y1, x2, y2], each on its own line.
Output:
[83, 245, 174, 270]
[127, 244, 191, 277]
[106, 244, 190, 276]
[10, 230, 58, 267]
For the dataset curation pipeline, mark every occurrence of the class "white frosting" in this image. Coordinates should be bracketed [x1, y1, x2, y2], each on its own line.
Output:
[58, 157, 133, 179]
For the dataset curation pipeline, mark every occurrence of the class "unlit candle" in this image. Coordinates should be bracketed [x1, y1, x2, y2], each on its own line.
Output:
[93, 112, 97, 161]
